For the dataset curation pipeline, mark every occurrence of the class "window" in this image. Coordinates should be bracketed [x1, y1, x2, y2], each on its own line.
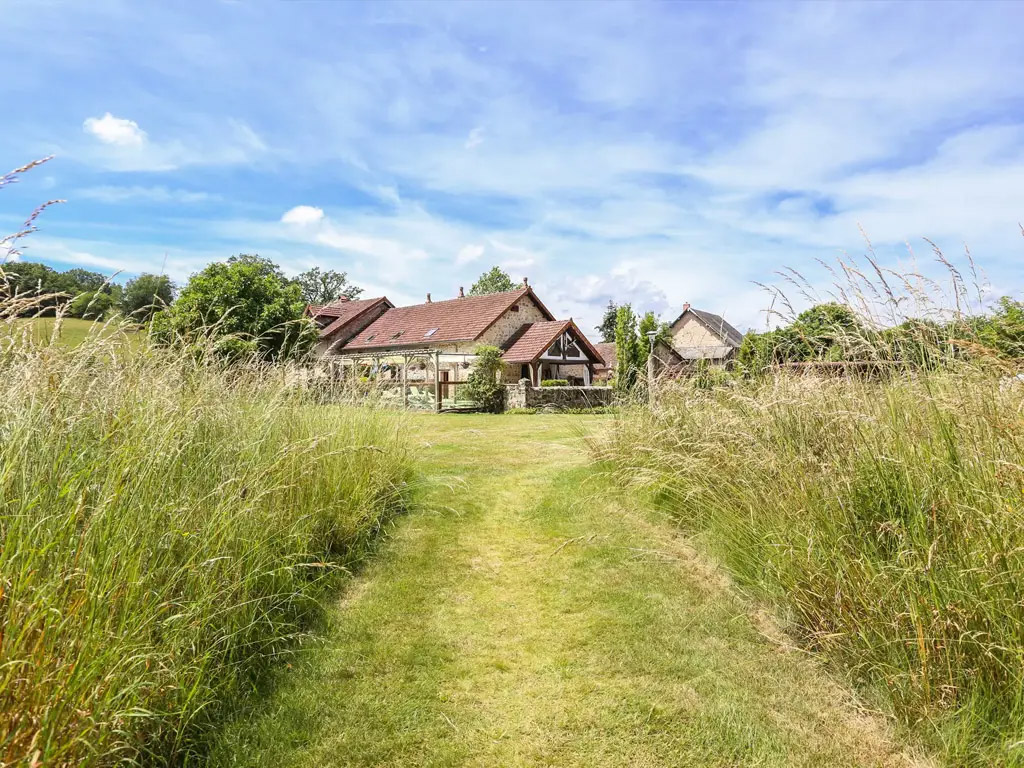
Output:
[510, 305, 519, 312]
[424, 328, 438, 337]
[366, 334, 376, 342]
[391, 331, 404, 340]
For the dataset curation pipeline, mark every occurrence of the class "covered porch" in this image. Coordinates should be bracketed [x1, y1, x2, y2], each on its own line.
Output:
[501, 319, 605, 386]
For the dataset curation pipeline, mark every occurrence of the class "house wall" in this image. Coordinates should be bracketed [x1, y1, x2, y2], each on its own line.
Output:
[475, 294, 549, 348]
[502, 363, 529, 383]
[670, 314, 721, 349]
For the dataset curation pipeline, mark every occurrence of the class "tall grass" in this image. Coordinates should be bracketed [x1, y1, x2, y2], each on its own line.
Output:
[0, 302, 413, 765]
[595, 252, 1024, 766]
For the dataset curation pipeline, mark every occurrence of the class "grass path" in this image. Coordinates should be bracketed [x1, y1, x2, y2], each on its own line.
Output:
[212, 414, 924, 767]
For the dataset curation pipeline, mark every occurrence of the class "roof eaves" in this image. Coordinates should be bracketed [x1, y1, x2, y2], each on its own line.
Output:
[565, 319, 605, 365]
[318, 297, 392, 340]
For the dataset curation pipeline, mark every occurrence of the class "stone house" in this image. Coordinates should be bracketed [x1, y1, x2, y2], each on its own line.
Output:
[594, 303, 744, 381]
[306, 281, 606, 396]
[667, 303, 744, 362]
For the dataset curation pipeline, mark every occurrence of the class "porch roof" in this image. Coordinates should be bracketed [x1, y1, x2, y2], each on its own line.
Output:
[501, 319, 605, 365]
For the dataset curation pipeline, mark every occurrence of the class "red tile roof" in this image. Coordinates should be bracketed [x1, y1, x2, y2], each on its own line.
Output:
[501, 320, 571, 362]
[501, 319, 605, 364]
[308, 297, 392, 339]
[341, 287, 553, 351]
[594, 342, 616, 371]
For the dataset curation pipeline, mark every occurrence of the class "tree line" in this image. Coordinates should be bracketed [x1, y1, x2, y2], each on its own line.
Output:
[737, 299, 1024, 373]
[1, 261, 174, 321]
[1, 255, 534, 362]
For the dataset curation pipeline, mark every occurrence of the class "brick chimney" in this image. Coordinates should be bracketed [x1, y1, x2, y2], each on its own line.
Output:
[522, 277, 529, 287]
[426, 293, 432, 303]
[682, 302, 691, 313]
[458, 286, 465, 298]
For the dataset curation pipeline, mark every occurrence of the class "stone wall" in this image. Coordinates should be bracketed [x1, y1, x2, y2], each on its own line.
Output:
[476, 293, 550, 348]
[505, 380, 615, 410]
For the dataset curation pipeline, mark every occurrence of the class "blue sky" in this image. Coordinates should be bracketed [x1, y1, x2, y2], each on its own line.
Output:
[2, 0, 1023, 333]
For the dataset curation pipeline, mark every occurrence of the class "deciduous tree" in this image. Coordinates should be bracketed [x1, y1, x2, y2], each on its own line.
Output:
[121, 273, 176, 321]
[152, 254, 314, 360]
[468, 266, 516, 296]
[295, 267, 362, 305]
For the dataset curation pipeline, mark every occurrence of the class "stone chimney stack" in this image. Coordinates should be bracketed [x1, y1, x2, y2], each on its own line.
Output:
[458, 286, 465, 298]
[683, 302, 691, 313]
[426, 293, 432, 303]
[522, 277, 529, 287]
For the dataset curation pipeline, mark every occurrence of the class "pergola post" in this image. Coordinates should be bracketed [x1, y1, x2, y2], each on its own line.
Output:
[402, 353, 408, 409]
[433, 350, 441, 412]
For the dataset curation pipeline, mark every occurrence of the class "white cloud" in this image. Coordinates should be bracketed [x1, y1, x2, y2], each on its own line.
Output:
[76, 114, 267, 172]
[83, 113, 147, 146]
[455, 243, 484, 265]
[281, 205, 325, 226]
[488, 239, 538, 271]
[465, 126, 484, 150]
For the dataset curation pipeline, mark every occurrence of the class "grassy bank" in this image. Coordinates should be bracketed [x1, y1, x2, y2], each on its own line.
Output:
[12, 316, 141, 347]
[0, 315, 412, 765]
[595, 369, 1024, 765]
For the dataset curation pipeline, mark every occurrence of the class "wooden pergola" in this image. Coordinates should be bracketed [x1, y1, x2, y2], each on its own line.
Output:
[327, 349, 478, 411]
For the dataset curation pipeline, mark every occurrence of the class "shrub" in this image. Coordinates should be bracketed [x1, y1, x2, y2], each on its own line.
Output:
[540, 378, 569, 387]
[461, 345, 505, 412]
[0, 299, 413, 765]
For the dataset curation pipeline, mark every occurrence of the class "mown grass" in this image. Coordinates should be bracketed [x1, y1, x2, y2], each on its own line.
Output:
[594, 367, 1024, 766]
[0, 305, 413, 765]
[210, 414, 920, 767]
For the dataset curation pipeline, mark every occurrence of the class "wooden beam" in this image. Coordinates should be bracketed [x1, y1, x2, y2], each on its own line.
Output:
[402, 353, 408, 409]
[433, 350, 441, 412]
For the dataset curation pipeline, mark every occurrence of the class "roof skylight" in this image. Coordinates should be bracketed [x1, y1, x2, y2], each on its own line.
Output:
[424, 328, 438, 337]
